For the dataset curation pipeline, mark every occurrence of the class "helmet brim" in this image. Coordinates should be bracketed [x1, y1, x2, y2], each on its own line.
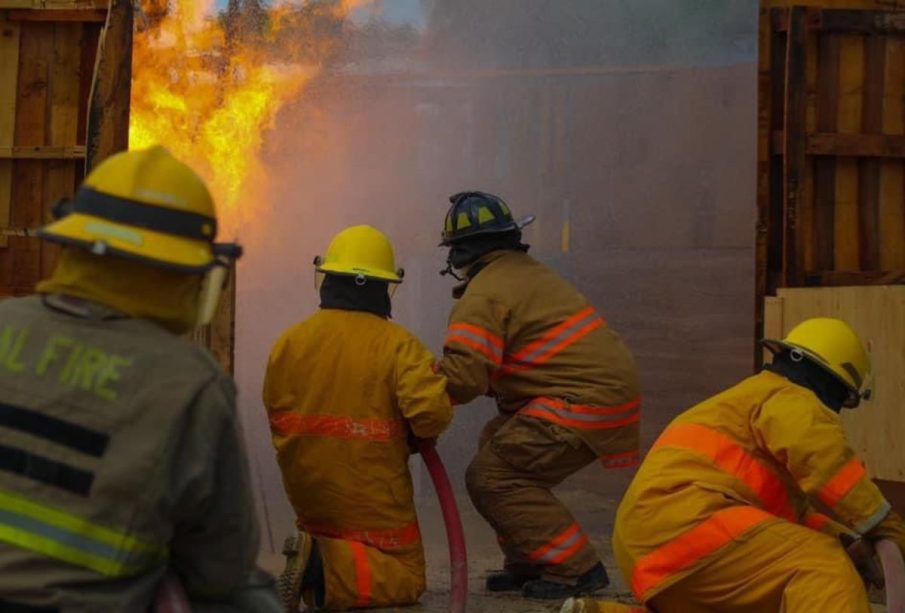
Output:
[315, 263, 403, 283]
[439, 214, 536, 246]
[761, 338, 861, 395]
[39, 213, 217, 273]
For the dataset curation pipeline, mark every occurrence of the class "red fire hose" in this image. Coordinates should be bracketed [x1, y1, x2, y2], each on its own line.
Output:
[420, 441, 469, 613]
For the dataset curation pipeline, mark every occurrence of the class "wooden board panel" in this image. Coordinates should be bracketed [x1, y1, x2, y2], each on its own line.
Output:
[5, 22, 52, 294]
[880, 36, 905, 270]
[835, 33, 864, 272]
[0, 15, 20, 249]
[758, 0, 905, 320]
[768, 286, 905, 481]
[85, 0, 131, 170]
[42, 21, 83, 277]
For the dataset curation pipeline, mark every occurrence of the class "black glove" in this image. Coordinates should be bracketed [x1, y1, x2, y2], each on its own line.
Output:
[840, 533, 885, 589]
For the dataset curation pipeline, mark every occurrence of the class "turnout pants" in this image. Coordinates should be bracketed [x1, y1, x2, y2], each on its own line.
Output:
[306, 533, 426, 611]
[590, 519, 868, 613]
[466, 413, 601, 584]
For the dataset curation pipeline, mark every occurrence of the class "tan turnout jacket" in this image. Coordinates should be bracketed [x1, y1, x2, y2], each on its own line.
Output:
[0, 295, 258, 612]
[439, 250, 640, 466]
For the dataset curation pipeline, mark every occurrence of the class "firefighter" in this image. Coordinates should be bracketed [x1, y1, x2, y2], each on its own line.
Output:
[263, 225, 453, 611]
[579, 317, 905, 612]
[436, 191, 641, 600]
[0, 146, 276, 611]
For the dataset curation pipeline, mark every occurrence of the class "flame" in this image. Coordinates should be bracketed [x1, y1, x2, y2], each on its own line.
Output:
[130, 0, 367, 233]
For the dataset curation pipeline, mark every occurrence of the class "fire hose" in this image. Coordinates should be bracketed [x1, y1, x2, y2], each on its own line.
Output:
[156, 443, 469, 613]
[420, 440, 469, 613]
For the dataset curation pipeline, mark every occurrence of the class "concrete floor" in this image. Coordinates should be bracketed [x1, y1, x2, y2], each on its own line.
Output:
[260, 476, 894, 612]
[259, 467, 639, 613]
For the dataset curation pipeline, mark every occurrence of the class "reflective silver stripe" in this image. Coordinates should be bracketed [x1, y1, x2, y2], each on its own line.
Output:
[447, 328, 503, 361]
[532, 527, 585, 564]
[525, 400, 639, 424]
[0, 507, 162, 573]
[855, 500, 892, 535]
[513, 311, 601, 365]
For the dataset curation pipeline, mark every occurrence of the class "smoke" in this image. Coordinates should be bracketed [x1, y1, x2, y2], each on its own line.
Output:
[232, 0, 760, 551]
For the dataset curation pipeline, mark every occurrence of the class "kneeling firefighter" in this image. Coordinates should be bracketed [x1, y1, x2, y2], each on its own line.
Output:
[436, 192, 641, 600]
[0, 146, 278, 611]
[578, 318, 905, 612]
[263, 225, 454, 611]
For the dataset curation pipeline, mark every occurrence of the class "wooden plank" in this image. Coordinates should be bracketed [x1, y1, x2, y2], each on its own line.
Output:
[0, 0, 106, 9]
[0, 145, 86, 158]
[835, 34, 864, 272]
[804, 270, 905, 284]
[756, 4, 777, 368]
[762, 295, 785, 365]
[801, 20, 820, 276]
[880, 36, 905, 270]
[771, 130, 905, 156]
[859, 34, 886, 270]
[816, 34, 840, 274]
[818, 9, 905, 33]
[8, 22, 52, 292]
[188, 264, 237, 374]
[768, 16, 788, 294]
[5, 9, 106, 22]
[783, 6, 809, 285]
[85, 0, 132, 170]
[42, 21, 82, 278]
[0, 14, 20, 249]
[809, 131, 905, 156]
[775, 286, 905, 481]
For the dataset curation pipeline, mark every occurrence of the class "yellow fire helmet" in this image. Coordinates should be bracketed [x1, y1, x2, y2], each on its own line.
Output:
[314, 225, 403, 283]
[38, 145, 242, 326]
[39, 145, 241, 272]
[763, 317, 871, 406]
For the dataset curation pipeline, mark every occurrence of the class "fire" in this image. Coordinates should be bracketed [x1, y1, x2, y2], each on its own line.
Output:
[129, 0, 367, 232]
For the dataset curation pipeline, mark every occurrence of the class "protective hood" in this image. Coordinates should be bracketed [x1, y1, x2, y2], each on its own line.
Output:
[37, 247, 202, 334]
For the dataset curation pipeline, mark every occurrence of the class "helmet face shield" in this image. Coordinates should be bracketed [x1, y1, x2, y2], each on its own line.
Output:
[197, 259, 230, 326]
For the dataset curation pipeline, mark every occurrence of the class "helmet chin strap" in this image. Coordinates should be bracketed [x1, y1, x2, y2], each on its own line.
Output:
[440, 259, 465, 281]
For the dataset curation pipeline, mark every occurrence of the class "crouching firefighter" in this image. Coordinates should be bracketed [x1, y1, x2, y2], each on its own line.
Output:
[597, 318, 905, 613]
[0, 146, 279, 611]
[436, 192, 641, 600]
[263, 225, 453, 611]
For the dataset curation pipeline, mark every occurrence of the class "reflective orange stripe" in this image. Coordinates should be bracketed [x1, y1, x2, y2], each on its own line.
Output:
[651, 423, 795, 521]
[349, 541, 372, 608]
[818, 457, 866, 509]
[601, 449, 641, 469]
[631, 506, 774, 601]
[521, 396, 640, 430]
[445, 323, 504, 364]
[802, 510, 832, 532]
[527, 522, 589, 565]
[503, 306, 604, 373]
[268, 413, 405, 442]
[298, 519, 421, 551]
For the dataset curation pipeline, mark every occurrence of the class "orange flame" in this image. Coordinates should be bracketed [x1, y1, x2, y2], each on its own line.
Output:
[130, 0, 367, 233]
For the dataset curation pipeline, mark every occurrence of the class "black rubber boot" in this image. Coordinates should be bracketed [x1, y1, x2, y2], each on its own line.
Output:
[522, 562, 609, 600]
[485, 568, 542, 592]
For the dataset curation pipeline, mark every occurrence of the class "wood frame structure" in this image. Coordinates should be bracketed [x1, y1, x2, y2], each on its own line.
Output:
[0, 0, 132, 296]
[757, 0, 905, 364]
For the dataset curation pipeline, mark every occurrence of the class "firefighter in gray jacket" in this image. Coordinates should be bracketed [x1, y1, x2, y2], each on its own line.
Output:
[0, 146, 277, 612]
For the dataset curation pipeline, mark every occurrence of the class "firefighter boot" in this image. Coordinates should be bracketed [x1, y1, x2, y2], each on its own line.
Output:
[523, 562, 609, 600]
[279, 531, 313, 612]
[485, 567, 542, 592]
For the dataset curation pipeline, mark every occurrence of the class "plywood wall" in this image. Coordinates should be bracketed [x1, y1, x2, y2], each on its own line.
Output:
[765, 285, 905, 480]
